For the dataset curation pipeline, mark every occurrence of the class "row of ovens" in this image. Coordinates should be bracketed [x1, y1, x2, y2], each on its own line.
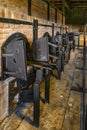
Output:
[1, 20, 75, 127]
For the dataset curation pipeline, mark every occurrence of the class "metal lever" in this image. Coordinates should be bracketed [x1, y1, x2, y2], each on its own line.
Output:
[4, 70, 21, 75]
[49, 54, 58, 59]
[48, 42, 58, 48]
[2, 53, 14, 57]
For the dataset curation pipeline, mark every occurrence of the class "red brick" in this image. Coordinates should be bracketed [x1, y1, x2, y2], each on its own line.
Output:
[0, 34, 3, 39]
[0, 23, 4, 28]
[10, 24, 15, 29]
[4, 24, 10, 28]
[3, 28, 12, 34]
[14, 12, 21, 20]
[4, 8, 11, 18]
[14, 24, 20, 29]
[0, 7, 4, 17]
[3, 33, 9, 39]
[50, 7, 55, 22]
[0, 39, 3, 45]
[0, 29, 3, 34]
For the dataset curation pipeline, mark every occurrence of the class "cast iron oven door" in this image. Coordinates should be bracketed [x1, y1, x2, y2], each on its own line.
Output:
[1, 33, 28, 80]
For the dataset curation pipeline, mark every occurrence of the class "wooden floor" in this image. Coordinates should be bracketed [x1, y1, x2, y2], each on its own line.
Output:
[0, 50, 81, 130]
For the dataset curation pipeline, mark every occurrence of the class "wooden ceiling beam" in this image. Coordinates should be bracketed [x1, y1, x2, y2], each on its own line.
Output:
[51, 0, 71, 9]
[72, 2, 87, 8]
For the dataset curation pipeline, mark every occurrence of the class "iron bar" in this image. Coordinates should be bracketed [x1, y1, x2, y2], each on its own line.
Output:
[55, 9, 57, 23]
[0, 17, 64, 30]
[28, 0, 32, 15]
[52, 23, 54, 37]
[33, 19, 38, 41]
[0, 17, 33, 25]
[47, 3, 50, 21]
[33, 82, 40, 127]
[45, 70, 50, 103]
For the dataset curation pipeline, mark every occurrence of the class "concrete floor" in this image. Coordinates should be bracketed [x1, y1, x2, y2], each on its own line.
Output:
[0, 49, 82, 130]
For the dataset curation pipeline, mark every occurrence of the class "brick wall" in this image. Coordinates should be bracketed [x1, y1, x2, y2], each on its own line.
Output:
[31, 0, 47, 20]
[0, 0, 63, 24]
[50, 7, 55, 22]
[68, 25, 79, 32]
[63, 16, 65, 25]
[57, 12, 63, 25]
[0, 0, 28, 15]
[38, 26, 52, 38]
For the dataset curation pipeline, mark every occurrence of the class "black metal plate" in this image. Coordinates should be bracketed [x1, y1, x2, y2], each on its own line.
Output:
[33, 37, 49, 62]
[54, 34, 63, 45]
